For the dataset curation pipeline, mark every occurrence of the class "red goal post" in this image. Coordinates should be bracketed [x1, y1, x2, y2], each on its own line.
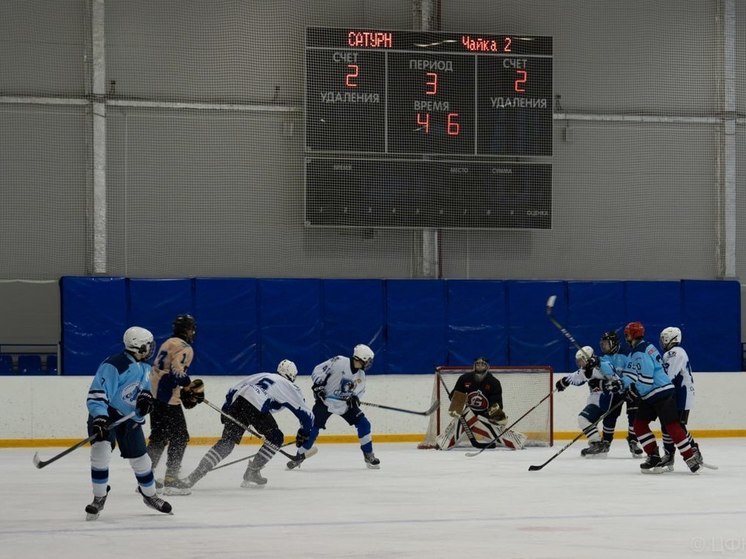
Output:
[418, 365, 554, 448]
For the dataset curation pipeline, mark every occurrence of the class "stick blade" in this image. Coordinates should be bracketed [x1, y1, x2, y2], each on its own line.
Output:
[546, 295, 557, 312]
[424, 399, 440, 416]
[32, 452, 44, 469]
[528, 464, 544, 471]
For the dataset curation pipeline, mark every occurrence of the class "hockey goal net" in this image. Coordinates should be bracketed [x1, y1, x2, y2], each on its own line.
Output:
[418, 366, 554, 448]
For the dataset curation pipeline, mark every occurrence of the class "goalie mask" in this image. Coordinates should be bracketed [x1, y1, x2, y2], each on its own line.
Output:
[123, 326, 155, 361]
[277, 359, 298, 382]
[473, 357, 490, 380]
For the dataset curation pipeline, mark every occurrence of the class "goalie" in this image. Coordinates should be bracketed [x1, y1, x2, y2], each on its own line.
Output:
[438, 357, 527, 450]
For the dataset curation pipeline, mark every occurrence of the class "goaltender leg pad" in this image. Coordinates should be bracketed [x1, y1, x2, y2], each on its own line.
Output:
[463, 410, 527, 450]
[436, 417, 460, 450]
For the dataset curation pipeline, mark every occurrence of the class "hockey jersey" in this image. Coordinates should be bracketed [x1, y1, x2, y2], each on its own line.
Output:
[662, 346, 695, 411]
[620, 339, 673, 401]
[86, 351, 152, 424]
[311, 355, 366, 415]
[224, 372, 313, 432]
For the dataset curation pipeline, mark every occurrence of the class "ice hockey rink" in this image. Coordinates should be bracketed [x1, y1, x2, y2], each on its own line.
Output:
[2, 439, 744, 559]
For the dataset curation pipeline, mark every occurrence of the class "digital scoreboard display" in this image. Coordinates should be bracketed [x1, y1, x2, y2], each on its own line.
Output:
[305, 158, 552, 230]
[306, 28, 553, 157]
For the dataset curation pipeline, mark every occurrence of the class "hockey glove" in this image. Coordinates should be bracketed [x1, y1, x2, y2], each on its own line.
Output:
[555, 377, 571, 392]
[312, 383, 327, 401]
[582, 356, 600, 379]
[181, 378, 205, 409]
[625, 383, 640, 404]
[347, 394, 360, 410]
[487, 404, 507, 425]
[91, 415, 110, 442]
[605, 378, 624, 394]
[135, 390, 155, 416]
[295, 428, 310, 447]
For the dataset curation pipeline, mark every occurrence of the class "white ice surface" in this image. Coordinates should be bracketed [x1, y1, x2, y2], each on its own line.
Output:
[3, 439, 745, 559]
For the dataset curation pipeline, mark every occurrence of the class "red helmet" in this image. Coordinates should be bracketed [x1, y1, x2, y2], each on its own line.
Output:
[624, 321, 645, 340]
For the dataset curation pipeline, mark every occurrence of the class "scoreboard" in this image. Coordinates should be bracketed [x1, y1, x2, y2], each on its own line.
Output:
[304, 28, 553, 229]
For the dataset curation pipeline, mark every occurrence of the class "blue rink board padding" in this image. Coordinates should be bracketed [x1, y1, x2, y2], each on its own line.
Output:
[386, 280, 447, 374]
[59, 277, 742, 375]
[566, 281, 626, 367]
[321, 279, 386, 374]
[194, 278, 258, 375]
[446, 280, 508, 366]
[61, 277, 128, 375]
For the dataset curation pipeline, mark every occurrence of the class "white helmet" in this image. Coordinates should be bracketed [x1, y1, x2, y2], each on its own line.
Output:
[123, 326, 155, 360]
[659, 327, 682, 351]
[352, 344, 374, 371]
[575, 346, 594, 367]
[277, 359, 298, 382]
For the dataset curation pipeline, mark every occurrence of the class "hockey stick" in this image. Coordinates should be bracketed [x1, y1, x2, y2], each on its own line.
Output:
[466, 388, 556, 457]
[328, 396, 440, 417]
[203, 398, 307, 460]
[33, 412, 136, 469]
[361, 400, 439, 416]
[546, 295, 592, 359]
[210, 441, 318, 472]
[528, 398, 626, 471]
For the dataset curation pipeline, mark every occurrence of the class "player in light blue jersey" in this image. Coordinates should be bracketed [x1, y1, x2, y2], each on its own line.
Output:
[182, 359, 313, 488]
[598, 330, 643, 457]
[555, 346, 616, 457]
[84, 326, 172, 520]
[287, 344, 379, 469]
[659, 326, 698, 471]
[614, 322, 702, 473]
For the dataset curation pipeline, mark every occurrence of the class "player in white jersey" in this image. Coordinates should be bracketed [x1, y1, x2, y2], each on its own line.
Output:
[555, 346, 615, 457]
[658, 326, 697, 471]
[287, 344, 379, 469]
[181, 359, 313, 488]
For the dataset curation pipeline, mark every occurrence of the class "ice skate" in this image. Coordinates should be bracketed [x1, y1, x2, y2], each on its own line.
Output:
[363, 451, 381, 469]
[137, 486, 173, 514]
[85, 485, 110, 521]
[640, 454, 664, 474]
[658, 452, 675, 472]
[626, 436, 643, 458]
[163, 474, 192, 496]
[241, 462, 268, 487]
[286, 452, 306, 470]
[580, 441, 608, 458]
[685, 450, 703, 473]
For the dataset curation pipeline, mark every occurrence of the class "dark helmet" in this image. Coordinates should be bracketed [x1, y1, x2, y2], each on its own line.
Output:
[173, 314, 197, 343]
[599, 330, 620, 355]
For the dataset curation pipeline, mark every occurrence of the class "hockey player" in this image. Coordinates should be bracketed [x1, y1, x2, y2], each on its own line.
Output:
[439, 357, 526, 450]
[287, 344, 379, 469]
[613, 321, 702, 473]
[599, 330, 643, 457]
[555, 346, 615, 457]
[658, 326, 697, 471]
[182, 360, 312, 488]
[146, 314, 202, 496]
[84, 326, 172, 520]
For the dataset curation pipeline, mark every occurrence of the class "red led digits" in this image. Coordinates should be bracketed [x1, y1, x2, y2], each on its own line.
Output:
[416, 112, 430, 133]
[425, 72, 437, 95]
[447, 113, 460, 136]
[345, 64, 359, 88]
[514, 69, 527, 93]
